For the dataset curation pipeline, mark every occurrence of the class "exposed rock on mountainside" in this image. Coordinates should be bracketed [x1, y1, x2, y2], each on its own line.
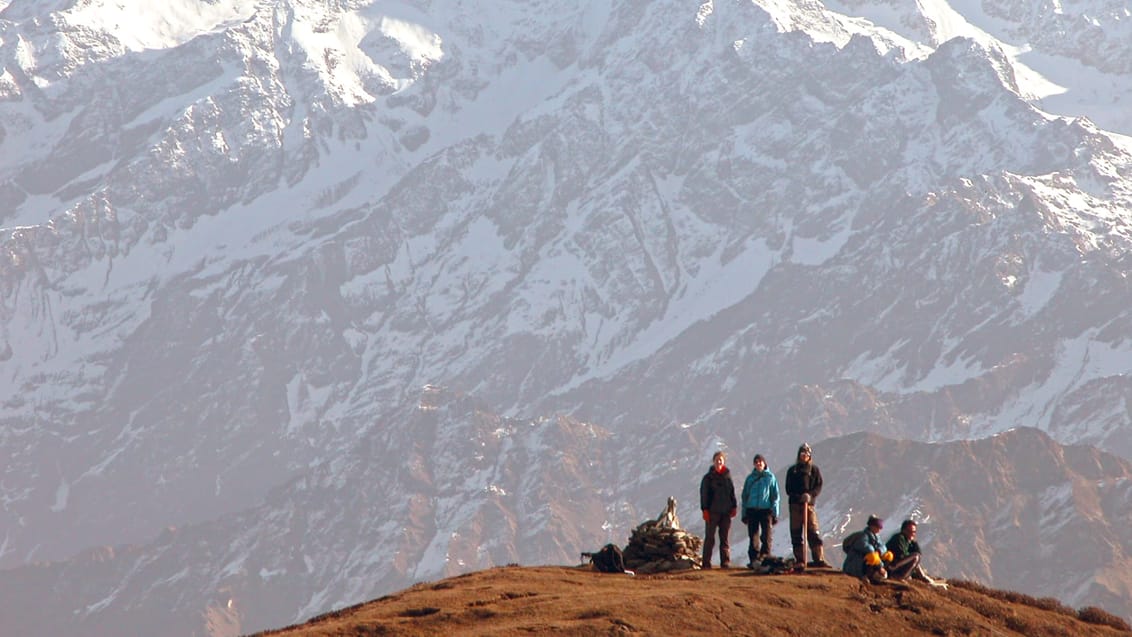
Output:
[819, 427, 1132, 622]
[3, 0, 1132, 635]
[2, 408, 1130, 636]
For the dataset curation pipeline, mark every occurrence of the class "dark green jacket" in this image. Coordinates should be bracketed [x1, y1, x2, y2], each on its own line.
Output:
[885, 533, 921, 561]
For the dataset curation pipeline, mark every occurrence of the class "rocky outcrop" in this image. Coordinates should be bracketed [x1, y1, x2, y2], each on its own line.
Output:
[621, 498, 703, 573]
[2, 1, 1132, 635]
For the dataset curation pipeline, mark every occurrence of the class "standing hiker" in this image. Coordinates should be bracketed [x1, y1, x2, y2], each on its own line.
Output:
[784, 442, 830, 571]
[741, 453, 779, 568]
[842, 515, 891, 583]
[700, 450, 738, 569]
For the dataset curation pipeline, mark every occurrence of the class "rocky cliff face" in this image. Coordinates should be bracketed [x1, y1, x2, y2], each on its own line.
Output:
[819, 428, 1132, 621]
[2, 0, 1132, 635]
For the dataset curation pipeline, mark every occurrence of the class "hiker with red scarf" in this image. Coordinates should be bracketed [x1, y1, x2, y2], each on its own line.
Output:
[700, 450, 738, 569]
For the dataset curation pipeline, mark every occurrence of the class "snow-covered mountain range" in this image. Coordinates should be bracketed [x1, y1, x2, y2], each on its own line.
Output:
[2, 0, 1132, 634]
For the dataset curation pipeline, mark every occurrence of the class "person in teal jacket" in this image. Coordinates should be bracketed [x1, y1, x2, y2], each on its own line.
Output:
[843, 515, 891, 582]
[740, 454, 780, 567]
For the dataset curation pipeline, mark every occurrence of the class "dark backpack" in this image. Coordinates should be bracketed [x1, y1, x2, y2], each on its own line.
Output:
[841, 530, 865, 555]
[591, 543, 626, 573]
[754, 556, 792, 575]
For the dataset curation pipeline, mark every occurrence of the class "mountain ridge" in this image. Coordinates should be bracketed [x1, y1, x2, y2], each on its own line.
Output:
[4, 1, 1132, 635]
[248, 565, 1132, 636]
[3, 418, 1131, 636]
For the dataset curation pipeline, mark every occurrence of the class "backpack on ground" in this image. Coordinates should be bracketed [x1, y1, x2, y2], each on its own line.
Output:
[841, 530, 865, 554]
[753, 556, 792, 575]
[590, 543, 626, 573]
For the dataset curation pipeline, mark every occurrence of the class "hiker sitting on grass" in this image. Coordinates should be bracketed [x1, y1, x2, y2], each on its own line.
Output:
[842, 515, 892, 583]
[886, 519, 948, 588]
[884, 519, 922, 580]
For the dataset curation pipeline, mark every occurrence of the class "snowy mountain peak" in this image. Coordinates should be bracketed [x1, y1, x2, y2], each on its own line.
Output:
[3, 1, 1132, 635]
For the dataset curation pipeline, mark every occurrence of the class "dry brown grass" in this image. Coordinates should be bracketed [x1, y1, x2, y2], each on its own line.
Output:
[247, 566, 1132, 636]
[950, 579, 1075, 616]
[1080, 606, 1132, 632]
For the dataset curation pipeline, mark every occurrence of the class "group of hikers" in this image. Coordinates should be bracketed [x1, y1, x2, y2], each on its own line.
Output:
[699, 444, 946, 586]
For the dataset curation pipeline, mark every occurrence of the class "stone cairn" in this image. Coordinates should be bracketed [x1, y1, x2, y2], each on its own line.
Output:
[621, 497, 704, 573]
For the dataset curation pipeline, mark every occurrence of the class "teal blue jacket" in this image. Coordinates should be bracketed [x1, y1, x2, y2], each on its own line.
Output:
[741, 469, 779, 518]
[842, 529, 885, 577]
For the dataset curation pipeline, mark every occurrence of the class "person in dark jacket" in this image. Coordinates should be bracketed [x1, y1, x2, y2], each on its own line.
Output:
[784, 442, 829, 570]
[740, 453, 779, 567]
[700, 450, 738, 568]
[886, 519, 949, 587]
[885, 519, 922, 580]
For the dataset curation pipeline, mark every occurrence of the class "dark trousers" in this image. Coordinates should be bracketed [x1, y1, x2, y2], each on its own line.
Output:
[788, 502, 822, 552]
[703, 512, 732, 566]
[888, 553, 920, 580]
[745, 508, 773, 563]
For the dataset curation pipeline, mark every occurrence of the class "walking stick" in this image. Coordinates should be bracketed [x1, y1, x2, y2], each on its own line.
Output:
[801, 496, 809, 567]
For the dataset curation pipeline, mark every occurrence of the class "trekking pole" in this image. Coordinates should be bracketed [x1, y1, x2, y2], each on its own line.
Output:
[801, 497, 809, 567]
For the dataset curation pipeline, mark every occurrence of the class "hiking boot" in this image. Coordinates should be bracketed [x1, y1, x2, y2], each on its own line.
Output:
[792, 545, 806, 565]
[701, 563, 712, 570]
[810, 545, 831, 568]
[910, 565, 948, 588]
[720, 561, 731, 569]
[792, 562, 805, 573]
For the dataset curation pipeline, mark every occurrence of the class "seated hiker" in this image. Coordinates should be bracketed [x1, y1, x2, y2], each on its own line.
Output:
[886, 519, 948, 588]
[842, 515, 892, 583]
[884, 519, 921, 580]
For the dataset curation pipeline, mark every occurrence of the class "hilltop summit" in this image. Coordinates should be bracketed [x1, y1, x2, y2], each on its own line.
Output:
[252, 565, 1131, 636]
[4, 1, 1132, 635]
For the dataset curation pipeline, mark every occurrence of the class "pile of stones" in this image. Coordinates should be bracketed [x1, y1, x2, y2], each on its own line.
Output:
[621, 497, 704, 573]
